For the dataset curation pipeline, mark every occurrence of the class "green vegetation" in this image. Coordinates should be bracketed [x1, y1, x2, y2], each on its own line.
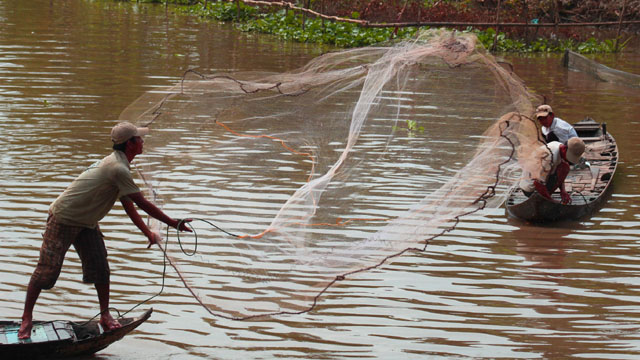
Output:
[393, 119, 425, 137]
[238, 10, 419, 48]
[133, 1, 628, 53]
[474, 28, 632, 54]
[178, 2, 418, 47]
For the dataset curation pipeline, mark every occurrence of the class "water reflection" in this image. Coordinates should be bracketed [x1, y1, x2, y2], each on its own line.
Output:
[512, 223, 570, 269]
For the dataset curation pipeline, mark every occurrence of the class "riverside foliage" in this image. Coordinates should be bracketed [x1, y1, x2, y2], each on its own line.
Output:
[138, 0, 629, 53]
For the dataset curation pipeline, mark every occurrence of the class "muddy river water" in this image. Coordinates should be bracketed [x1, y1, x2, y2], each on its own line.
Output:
[2, 1, 640, 359]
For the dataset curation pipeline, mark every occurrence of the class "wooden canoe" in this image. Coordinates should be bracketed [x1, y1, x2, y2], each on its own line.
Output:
[506, 118, 617, 222]
[0, 309, 152, 360]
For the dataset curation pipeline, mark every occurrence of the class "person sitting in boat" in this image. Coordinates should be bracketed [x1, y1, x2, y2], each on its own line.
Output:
[519, 137, 586, 205]
[535, 104, 578, 144]
[18, 122, 192, 339]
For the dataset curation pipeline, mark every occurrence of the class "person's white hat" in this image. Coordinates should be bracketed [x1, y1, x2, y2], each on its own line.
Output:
[535, 104, 553, 118]
[111, 122, 149, 144]
[566, 137, 585, 164]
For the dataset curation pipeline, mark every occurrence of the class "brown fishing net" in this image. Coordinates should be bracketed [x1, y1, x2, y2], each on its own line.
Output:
[120, 29, 542, 319]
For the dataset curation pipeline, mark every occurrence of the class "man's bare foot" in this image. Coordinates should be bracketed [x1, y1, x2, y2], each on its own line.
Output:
[18, 316, 33, 339]
[99, 313, 122, 332]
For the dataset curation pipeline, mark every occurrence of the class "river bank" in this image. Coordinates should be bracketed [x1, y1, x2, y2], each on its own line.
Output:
[126, 0, 639, 53]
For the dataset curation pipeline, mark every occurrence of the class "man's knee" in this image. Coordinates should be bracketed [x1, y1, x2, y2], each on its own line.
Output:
[30, 264, 62, 290]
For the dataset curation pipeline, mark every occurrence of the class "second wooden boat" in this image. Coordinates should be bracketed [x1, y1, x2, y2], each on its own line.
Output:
[506, 118, 617, 222]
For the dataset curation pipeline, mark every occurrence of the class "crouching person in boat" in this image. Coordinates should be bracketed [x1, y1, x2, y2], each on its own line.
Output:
[535, 104, 578, 144]
[18, 122, 192, 339]
[519, 137, 585, 205]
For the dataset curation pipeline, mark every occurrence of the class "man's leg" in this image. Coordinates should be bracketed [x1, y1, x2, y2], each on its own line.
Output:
[19, 214, 78, 339]
[546, 173, 559, 193]
[95, 282, 121, 331]
[75, 227, 120, 331]
[18, 281, 42, 339]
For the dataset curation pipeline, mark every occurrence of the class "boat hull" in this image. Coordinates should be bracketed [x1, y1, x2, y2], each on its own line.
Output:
[506, 188, 611, 222]
[0, 309, 152, 360]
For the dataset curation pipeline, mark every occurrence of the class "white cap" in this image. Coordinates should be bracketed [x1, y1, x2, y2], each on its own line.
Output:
[535, 104, 553, 118]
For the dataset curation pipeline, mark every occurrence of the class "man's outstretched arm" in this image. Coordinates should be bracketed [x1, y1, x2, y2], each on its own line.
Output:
[120, 195, 162, 247]
[121, 192, 191, 247]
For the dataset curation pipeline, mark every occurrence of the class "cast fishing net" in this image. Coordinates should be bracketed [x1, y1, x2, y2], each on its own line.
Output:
[119, 29, 543, 319]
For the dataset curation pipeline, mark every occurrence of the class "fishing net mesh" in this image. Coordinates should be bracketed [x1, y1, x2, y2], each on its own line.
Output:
[119, 29, 543, 319]
[563, 50, 640, 88]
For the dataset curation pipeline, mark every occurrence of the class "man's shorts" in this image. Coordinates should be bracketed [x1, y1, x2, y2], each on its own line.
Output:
[30, 214, 110, 290]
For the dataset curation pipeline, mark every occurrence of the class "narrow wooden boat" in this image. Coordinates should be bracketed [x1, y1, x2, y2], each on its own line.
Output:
[0, 309, 152, 360]
[506, 118, 617, 222]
